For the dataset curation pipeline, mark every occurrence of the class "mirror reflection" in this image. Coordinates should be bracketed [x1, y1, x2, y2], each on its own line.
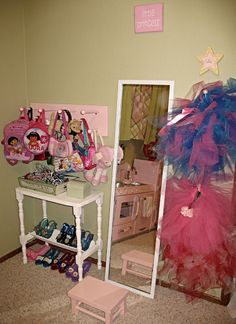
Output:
[106, 81, 174, 297]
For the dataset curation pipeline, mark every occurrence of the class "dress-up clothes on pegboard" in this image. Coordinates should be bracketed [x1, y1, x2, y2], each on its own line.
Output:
[156, 78, 236, 296]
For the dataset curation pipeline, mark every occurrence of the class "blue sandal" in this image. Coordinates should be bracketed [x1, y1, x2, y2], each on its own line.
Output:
[34, 218, 49, 236]
[63, 225, 76, 245]
[81, 231, 94, 251]
[35, 248, 54, 265]
[42, 249, 60, 268]
[56, 223, 70, 243]
[41, 220, 57, 239]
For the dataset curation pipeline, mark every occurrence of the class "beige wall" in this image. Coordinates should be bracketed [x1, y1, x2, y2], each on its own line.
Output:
[0, 0, 34, 257]
[1, 0, 236, 258]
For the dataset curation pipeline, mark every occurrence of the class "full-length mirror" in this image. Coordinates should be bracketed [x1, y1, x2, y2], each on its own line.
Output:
[105, 80, 174, 298]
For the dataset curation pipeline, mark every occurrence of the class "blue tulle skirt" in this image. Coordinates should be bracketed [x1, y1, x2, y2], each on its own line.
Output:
[156, 78, 236, 183]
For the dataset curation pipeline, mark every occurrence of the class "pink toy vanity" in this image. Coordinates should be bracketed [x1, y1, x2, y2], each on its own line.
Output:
[112, 159, 162, 242]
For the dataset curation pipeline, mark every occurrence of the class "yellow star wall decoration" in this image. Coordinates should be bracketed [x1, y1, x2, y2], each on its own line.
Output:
[198, 47, 224, 75]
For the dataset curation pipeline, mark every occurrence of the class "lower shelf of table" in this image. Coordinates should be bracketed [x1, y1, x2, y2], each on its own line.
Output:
[24, 229, 99, 259]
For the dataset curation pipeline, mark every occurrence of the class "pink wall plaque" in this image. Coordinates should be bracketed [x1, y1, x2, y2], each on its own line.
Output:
[134, 3, 164, 33]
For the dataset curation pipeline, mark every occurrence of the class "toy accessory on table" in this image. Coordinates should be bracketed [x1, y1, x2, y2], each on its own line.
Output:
[23, 164, 68, 185]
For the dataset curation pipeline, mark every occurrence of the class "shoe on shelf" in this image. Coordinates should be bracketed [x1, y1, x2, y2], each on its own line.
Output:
[63, 225, 76, 246]
[42, 249, 60, 268]
[26, 245, 50, 261]
[35, 248, 54, 265]
[69, 229, 86, 248]
[56, 223, 70, 243]
[34, 218, 49, 236]
[70, 261, 92, 282]
[58, 253, 76, 273]
[41, 220, 57, 239]
[70, 235, 77, 248]
[51, 252, 71, 270]
[81, 231, 94, 251]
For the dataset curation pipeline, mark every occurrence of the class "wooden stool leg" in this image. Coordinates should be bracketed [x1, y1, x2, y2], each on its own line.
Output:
[105, 311, 112, 324]
[120, 300, 126, 316]
[71, 299, 77, 314]
[122, 259, 128, 276]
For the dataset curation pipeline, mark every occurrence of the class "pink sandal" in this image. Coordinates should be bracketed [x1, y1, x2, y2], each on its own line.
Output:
[26, 245, 50, 261]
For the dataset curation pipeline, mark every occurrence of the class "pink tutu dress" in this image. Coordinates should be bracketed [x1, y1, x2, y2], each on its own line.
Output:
[158, 178, 236, 293]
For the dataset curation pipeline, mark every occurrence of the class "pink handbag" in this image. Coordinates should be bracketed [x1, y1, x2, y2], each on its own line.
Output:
[48, 110, 73, 158]
[79, 118, 96, 170]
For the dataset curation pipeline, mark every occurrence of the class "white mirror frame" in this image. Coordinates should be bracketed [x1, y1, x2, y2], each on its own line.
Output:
[105, 80, 175, 299]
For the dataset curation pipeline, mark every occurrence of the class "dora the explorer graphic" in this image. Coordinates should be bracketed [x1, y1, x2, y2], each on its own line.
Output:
[26, 131, 40, 150]
[8, 136, 23, 154]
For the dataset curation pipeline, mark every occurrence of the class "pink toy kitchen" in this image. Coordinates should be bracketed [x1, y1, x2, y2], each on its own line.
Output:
[112, 158, 162, 242]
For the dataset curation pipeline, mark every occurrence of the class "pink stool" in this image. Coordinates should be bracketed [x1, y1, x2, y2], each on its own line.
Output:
[68, 276, 129, 324]
[121, 250, 154, 279]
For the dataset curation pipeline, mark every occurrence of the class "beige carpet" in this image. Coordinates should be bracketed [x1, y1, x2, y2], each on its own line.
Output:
[0, 252, 235, 324]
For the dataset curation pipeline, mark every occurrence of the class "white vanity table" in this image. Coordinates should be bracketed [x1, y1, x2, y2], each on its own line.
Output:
[16, 187, 103, 281]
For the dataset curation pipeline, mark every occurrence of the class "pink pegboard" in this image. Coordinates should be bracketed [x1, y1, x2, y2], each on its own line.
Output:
[30, 103, 108, 136]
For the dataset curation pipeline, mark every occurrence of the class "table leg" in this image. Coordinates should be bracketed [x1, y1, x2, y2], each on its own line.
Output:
[96, 194, 103, 270]
[73, 206, 83, 281]
[120, 300, 127, 315]
[42, 200, 49, 246]
[16, 190, 27, 264]
[71, 299, 78, 314]
[42, 200, 47, 218]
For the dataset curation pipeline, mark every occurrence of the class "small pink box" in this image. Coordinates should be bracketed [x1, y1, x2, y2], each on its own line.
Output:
[134, 3, 164, 33]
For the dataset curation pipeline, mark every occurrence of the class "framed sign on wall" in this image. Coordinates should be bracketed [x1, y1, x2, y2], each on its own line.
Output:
[134, 3, 164, 33]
